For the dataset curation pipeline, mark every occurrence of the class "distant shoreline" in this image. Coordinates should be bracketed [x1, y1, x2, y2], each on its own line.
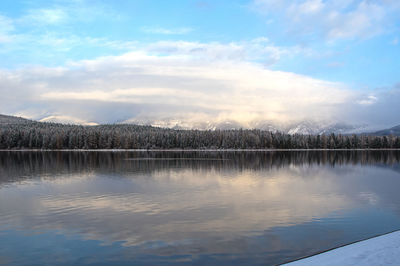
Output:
[1, 148, 400, 152]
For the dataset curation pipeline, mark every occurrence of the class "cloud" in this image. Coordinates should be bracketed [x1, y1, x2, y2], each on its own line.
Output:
[18, 0, 120, 27]
[341, 87, 400, 129]
[39, 115, 98, 126]
[326, 61, 344, 68]
[0, 15, 14, 43]
[0, 30, 137, 65]
[357, 95, 378, 105]
[143, 38, 302, 65]
[22, 8, 69, 25]
[31, 34, 137, 52]
[194, 1, 212, 9]
[252, 0, 400, 41]
[141, 27, 193, 35]
[0, 4, 139, 65]
[0, 1, 129, 60]
[0, 39, 398, 128]
[0, 39, 354, 127]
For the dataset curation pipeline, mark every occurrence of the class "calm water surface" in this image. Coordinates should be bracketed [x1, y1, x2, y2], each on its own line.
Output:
[1, 151, 400, 265]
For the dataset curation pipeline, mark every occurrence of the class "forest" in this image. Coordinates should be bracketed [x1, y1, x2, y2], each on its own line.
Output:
[1, 119, 400, 150]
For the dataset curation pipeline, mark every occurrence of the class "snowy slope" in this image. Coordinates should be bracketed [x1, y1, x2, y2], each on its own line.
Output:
[284, 230, 400, 266]
[127, 118, 364, 135]
[286, 121, 365, 135]
[0, 114, 33, 125]
[39, 115, 98, 126]
[372, 125, 400, 136]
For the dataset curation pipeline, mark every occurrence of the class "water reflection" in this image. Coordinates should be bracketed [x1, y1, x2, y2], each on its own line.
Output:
[1, 151, 400, 265]
[1, 150, 400, 182]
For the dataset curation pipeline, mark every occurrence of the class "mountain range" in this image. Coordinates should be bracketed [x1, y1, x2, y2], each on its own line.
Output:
[371, 125, 400, 136]
[124, 118, 368, 135]
[1, 114, 399, 136]
[0, 114, 33, 125]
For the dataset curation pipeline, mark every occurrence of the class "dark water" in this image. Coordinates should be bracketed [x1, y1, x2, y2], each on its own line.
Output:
[1, 151, 400, 265]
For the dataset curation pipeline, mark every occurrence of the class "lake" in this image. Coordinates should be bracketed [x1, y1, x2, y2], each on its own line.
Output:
[1, 151, 400, 265]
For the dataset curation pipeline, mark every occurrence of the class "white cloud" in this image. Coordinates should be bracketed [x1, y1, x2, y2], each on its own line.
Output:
[0, 40, 356, 127]
[1, 39, 398, 128]
[143, 38, 300, 65]
[33, 34, 137, 51]
[18, 1, 121, 27]
[141, 27, 193, 35]
[0, 30, 138, 61]
[325, 2, 386, 40]
[22, 8, 69, 24]
[39, 115, 98, 125]
[357, 95, 378, 105]
[0, 15, 14, 43]
[0, 1, 127, 56]
[252, 0, 400, 41]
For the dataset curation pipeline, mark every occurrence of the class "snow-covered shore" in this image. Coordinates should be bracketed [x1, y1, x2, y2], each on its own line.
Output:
[283, 230, 400, 266]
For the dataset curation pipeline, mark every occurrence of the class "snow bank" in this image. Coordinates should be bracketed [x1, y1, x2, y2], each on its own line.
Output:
[284, 230, 400, 266]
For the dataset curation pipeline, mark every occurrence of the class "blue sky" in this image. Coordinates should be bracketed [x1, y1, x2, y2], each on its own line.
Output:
[1, 0, 400, 129]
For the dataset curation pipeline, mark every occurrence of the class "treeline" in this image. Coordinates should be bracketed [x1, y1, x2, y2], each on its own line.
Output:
[1, 121, 400, 149]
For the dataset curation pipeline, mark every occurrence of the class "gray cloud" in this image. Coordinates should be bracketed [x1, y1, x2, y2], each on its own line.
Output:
[343, 87, 400, 129]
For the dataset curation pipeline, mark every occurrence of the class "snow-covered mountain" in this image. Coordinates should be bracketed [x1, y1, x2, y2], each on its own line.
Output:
[371, 125, 400, 136]
[0, 114, 33, 125]
[39, 115, 98, 126]
[284, 121, 366, 135]
[2, 113, 368, 135]
[123, 117, 366, 135]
